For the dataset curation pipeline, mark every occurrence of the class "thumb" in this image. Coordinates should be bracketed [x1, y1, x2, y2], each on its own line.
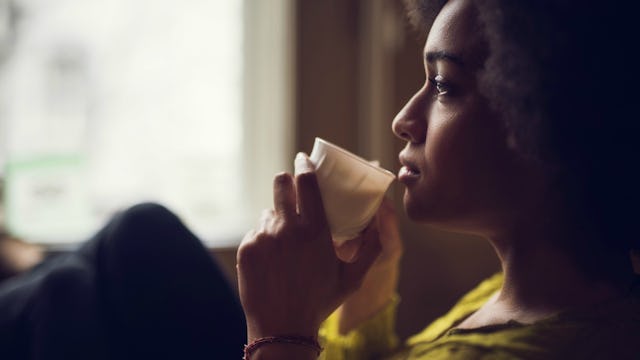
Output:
[340, 223, 382, 293]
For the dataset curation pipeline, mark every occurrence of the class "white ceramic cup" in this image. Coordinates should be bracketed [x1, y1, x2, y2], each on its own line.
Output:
[298, 137, 395, 244]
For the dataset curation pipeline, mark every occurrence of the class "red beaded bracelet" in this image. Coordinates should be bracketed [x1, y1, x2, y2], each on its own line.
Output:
[243, 335, 323, 359]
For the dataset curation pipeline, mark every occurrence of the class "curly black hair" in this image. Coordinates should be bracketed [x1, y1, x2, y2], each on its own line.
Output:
[403, 0, 640, 273]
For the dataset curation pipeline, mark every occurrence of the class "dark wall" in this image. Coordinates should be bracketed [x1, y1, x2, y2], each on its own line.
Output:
[295, 0, 360, 153]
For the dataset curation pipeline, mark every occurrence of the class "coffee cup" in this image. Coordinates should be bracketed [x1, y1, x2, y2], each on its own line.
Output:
[297, 137, 395, 244]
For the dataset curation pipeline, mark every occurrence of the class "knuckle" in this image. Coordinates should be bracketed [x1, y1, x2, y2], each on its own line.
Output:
[260, 208, 274, 219]
[237, 232, 274, 265]
[238, 233, 257, 253]
[236, 242, 255, 266]
[254, 231, 274, 243]
[273, 218, 291, 235]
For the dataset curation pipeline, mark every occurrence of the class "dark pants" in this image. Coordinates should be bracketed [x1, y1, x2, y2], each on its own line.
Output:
[0, 203, 246, 359]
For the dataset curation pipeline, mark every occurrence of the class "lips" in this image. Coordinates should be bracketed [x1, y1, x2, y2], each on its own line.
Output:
[399, 166, 419, 177]
[398, 153, 421, 183]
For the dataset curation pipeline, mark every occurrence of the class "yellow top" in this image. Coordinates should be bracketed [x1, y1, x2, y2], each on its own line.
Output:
[319, 273, 640, 359]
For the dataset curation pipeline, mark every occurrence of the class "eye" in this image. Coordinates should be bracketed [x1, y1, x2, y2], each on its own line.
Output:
[429, 75, 449, 96]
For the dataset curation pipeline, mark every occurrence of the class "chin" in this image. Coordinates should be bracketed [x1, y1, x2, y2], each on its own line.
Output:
[403, 188, 470, 232]
[403, 190, 431, 222]
[405, 197, 493, 237]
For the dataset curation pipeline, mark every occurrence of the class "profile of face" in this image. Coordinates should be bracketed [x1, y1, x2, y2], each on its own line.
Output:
[393, 0, 533, 235]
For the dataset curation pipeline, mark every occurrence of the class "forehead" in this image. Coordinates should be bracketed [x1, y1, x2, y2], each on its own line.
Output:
[425, 0, 486, 67]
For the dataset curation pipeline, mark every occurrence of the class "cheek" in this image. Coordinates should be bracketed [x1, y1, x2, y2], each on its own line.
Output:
[430, 99, 504, 170]
[418, 104, 503, 214]
[401, 115, 465, 221]
[424, 110, 476, 178]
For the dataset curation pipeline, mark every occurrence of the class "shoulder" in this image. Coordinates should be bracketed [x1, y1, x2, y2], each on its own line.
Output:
[403, 274, 640, 359]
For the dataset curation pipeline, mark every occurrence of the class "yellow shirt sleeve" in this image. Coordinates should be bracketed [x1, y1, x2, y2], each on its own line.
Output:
[318, 295, 400, 360]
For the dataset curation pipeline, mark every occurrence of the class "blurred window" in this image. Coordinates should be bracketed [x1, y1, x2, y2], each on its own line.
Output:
[0, 0, 293, 247]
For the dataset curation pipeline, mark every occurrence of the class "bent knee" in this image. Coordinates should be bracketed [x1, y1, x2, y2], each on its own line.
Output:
[113, 203, 185, 237]
[105, 202, 198, 256]
[121, 203, 178, 225]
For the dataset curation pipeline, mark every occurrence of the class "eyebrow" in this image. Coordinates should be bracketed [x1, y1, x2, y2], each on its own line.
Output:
[425, 50, 464, 66]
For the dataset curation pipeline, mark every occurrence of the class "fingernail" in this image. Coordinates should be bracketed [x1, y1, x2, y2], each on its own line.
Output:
[294, 152, 312, 175]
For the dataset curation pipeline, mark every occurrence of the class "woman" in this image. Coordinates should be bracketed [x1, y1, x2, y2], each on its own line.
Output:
[237, 0, 640, 359]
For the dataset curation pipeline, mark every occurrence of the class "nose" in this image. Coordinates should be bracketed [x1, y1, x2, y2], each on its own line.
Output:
[392, 85, 428, 144]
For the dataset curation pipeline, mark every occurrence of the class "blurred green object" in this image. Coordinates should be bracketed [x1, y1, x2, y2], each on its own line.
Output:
[4, 154, 94, 245]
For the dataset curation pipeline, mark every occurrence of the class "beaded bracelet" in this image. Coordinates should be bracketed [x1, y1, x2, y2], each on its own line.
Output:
[243, 335, 323, 359]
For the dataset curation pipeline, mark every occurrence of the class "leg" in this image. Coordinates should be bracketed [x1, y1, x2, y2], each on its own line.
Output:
[87, 203, 246, 359]
[29, 258, 107, 360]
[0, 251, 105, 360]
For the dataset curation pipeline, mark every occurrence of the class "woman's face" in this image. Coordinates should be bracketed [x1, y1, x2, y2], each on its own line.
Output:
[393, 0, 526, 235]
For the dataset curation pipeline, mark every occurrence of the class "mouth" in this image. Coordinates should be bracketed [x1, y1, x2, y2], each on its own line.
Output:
[398, 153, 421, 183]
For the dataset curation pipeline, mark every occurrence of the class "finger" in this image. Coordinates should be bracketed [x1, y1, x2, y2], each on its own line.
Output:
[237, 229, 257, 267]
[379, 195, 393, 212]
[294, 153, 326, 226]
[377, 198, 397, 229]
[273, 172, 296, 218]
[335, 236, 364, 263]
[341, 223, 382, 290]
[348, 219, 378, 262]
[294, 151, 316, 176]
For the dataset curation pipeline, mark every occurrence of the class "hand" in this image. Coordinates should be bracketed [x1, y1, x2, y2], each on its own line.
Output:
[334, 197, 403, 333]
[335, 197, 402, 266]
[237, 153, 383, 344]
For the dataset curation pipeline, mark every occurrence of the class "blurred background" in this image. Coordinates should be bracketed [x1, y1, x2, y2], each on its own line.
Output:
[0, 0, 498, 340]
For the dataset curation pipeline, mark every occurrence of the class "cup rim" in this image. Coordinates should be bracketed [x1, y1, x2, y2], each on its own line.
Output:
[315, 137, 396, 179]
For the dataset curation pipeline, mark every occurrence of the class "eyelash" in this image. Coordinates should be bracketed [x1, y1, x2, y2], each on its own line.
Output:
[428, 75, 450, 97]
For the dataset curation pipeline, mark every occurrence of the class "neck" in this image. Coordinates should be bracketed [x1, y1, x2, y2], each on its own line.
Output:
[488, 215, 631, 313]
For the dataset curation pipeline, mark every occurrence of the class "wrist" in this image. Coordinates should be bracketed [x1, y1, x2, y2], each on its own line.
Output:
[244, 335, 322, 360]
[246, 317, 320, 343]
[338, 292, 396, 334]
[337, 263, 399, 334]
[349, 261, 399, 304]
